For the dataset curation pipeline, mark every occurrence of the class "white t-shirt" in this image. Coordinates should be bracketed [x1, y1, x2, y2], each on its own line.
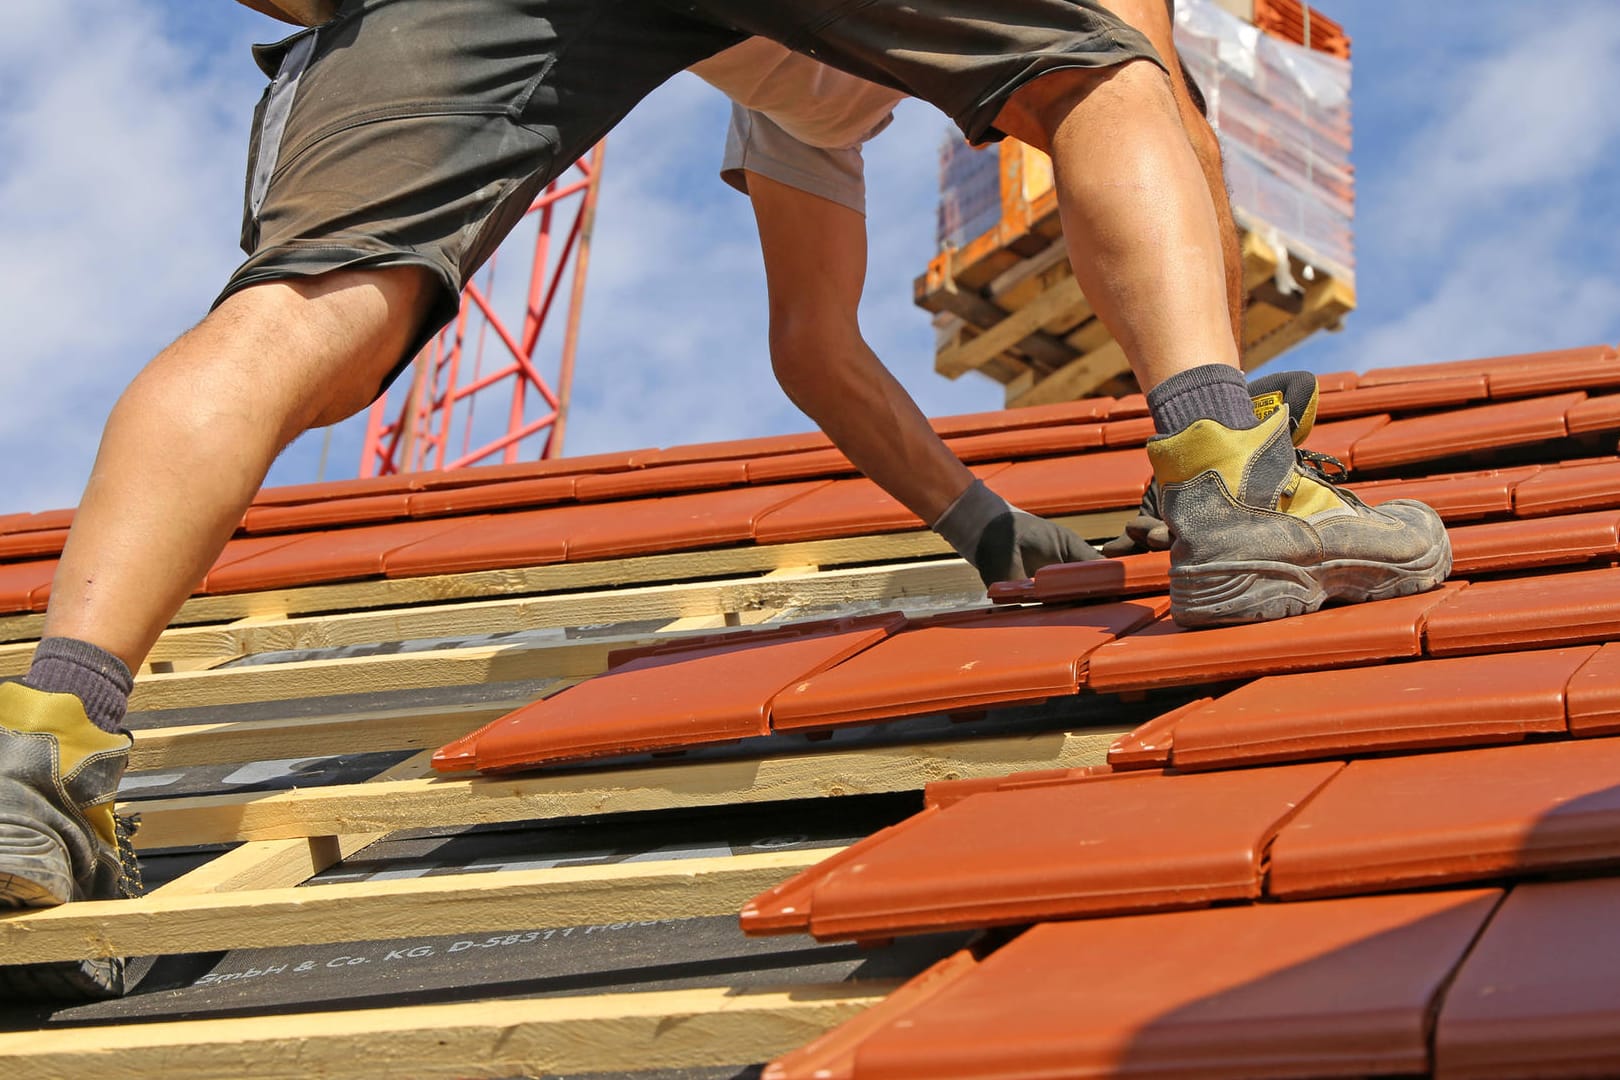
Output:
[689, 37, 904, 151]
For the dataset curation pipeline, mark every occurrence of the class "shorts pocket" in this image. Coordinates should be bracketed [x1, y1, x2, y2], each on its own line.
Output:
[240, 28, 320, 253]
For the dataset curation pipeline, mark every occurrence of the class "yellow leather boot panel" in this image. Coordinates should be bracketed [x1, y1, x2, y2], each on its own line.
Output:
[0, 682, 128, 777]
[1146, 407, 1292, 490]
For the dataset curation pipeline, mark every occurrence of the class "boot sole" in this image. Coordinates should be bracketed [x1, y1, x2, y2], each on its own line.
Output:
[1169, 544, 1453, 628]
[0, 823, 73, 908]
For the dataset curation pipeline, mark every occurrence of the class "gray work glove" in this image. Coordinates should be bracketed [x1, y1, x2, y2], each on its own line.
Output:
[934, 478, 1103, 586]
[1099, 479, 1171, 556]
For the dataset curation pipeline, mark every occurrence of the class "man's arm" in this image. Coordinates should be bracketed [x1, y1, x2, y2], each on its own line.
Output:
[746, 169, 1099, 583]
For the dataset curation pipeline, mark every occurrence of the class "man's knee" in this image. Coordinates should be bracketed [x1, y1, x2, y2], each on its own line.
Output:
[209, 265, 438, 431]
[996, 59, 1178, 152]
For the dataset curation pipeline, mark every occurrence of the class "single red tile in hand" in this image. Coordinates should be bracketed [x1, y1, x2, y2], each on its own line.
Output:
[1351, 394, 1584, 471]
[447, 623, 897, 773]
[771, 599, 1165, 731]
[989, 448, 1154, 516]
[1086, 585, 1459, 693]
[1268, 735, 1620, 898]
[1170, 648, 1593, 771]
[1513, 459, 1620, 517]
[407, 475, 577, 518]
[205, 518, 473, 592]
[1423, 567, 1620, 655]
[1031, 551, 1170, 602]
[573, 459, 748, 501]
[1566, 643, 1620, 737]
[1313, 375, 1489, 420]
[793, 762, 1341, 939]
[1107, 697, 1210, 770]
[1447, 511, 1619, 575]
[1435, 878, 1620, 1080]
[1357, 344, 1615, 388]
[1347, 466, 1539, 523]
[818, 890, 1499, 1080]
[241, 493, 412, 534]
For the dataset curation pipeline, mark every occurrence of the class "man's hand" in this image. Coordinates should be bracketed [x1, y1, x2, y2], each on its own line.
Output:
[1100, 480, 1171, 556]
[934, 479, 1103, 586]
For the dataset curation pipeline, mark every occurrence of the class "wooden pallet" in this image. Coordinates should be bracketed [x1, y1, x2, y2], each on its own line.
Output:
[0, 525, 1133, 1077]
[917, 139, 1356, 406]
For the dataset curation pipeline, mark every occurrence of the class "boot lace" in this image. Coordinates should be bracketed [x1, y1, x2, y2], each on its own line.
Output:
[1298, 448, 1349, 484]
[114, 812, 144, 899]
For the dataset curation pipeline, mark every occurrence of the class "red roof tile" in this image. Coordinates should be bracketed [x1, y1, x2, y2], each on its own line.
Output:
[573, 459, 748, 501]
[927, 398, 1113, 438]
[240, 493, 413, 534]
[1355, 344, 1616, 388]
[628, 431, 831, 468]
[1565, 643, 1620, 737]
[436, 620, 900, 773]
[1512, 459, 1620, 517]
[1484, 351, 1620, 399]
[1434, 878, 1620, 1079]
[987, 448, 1154, 515]
[1313, 375, 1489, 421]
[405, 475, 577, 518]
[204, 518, 473, 593]
[753, 471, 999, 545]
[0, 528, 70, 562]
[1167, 648, 1593, 771]
[1347, 466, 1539, 523]
[1267, 735, 1620, 898]
[784, 890, 1500, 1080]
[1106, 696, 1208, 770]
[1422, 567, 1620, 656]
[743, 448, 858, 484]
[564, 481, 830, 560]
[0, 559, 55, 613]
[1086, 585, 1460, 693]
[944, 423, 1106, 462]
[1030, 551, 1171, 602]
[1564, 393, 1620, 435]
[1447, 510, 1619, 575]
[1350, 393, 1583, 471]
[1299, 413, 1390, 465]
[1100, 415, 1159, 447]
[770, 599, 1165, 731]
[754, 762, 1340, 939]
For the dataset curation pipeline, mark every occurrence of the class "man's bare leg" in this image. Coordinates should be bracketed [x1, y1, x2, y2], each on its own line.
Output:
[45, 266, 436, 671]
[993, 52, 1236, 392]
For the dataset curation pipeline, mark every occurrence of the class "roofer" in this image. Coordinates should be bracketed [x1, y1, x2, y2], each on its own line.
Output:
[0, 0, 1450, 998]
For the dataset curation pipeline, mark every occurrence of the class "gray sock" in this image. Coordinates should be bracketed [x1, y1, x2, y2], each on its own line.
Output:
[22, 637, 133, 734]
[1146, 364, 1258, 435]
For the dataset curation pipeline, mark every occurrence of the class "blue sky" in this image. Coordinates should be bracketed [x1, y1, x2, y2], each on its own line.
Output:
[0, 1, 1617, 513]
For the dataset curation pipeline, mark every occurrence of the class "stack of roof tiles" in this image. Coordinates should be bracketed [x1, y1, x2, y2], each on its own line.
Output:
[5, 343, 1620, 1075]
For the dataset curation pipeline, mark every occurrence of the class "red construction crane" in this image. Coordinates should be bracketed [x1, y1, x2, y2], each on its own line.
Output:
[358, 143, 606, 477]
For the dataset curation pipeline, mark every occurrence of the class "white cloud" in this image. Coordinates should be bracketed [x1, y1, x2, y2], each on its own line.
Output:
[1379, 4, 1620, 250]
[0, 0, 262, 512]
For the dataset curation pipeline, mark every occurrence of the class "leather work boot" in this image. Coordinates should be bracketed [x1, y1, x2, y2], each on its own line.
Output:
[1103, 370, 1328, 557]
[1146, 405, 1451, 627]
[0, 681, 140, 1000]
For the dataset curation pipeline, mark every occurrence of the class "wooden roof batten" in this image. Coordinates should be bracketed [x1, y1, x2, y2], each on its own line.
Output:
[4, 337, 1620, 1073]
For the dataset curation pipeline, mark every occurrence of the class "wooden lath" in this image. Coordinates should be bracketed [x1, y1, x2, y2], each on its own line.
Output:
[1, 540, 1133, 1075]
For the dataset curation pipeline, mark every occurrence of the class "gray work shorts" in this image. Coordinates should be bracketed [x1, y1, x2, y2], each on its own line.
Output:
[227, 0, 1164, 385]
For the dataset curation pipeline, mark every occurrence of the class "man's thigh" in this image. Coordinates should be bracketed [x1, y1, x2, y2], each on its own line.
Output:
[228, 0, 741, 383]
[670, 0, 1167, 144]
